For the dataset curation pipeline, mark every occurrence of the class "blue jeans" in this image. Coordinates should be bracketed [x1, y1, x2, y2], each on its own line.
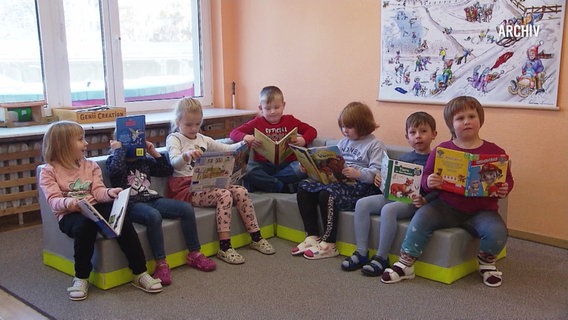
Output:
[128, 198, 200, 260]
[401, 199, 508, 260]
[244, 160, 306, 192]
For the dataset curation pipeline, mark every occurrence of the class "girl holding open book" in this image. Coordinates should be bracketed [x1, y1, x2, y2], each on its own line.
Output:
[291, 102, 386, 259]
[381, 96, 514, 287]
[166, 98, 275, 265]
[39, 121, 162, 301]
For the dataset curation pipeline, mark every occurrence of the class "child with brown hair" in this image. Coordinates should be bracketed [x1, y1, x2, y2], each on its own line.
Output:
[292, 101, 386, 259]
[381, 96, 514, 287]
[342, 111, 438, 275]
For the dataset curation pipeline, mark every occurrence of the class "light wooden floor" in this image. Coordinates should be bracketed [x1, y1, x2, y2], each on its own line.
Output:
[0, 287, 50, 320]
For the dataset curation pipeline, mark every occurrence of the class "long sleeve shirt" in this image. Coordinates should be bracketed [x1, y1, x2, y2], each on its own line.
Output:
[39, 159, 114, 220]
[229, 115, 317, 163]
[167, 132, 245, 177]
[106, 147, 173, 203]
[337, 134, 386, 184]
[422, 140, 514, 213]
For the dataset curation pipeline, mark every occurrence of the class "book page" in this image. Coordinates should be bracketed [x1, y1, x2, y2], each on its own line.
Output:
[190, 151, 235, 191]
[276, 127, 297, 164]
[254, 128, 277, 164]
[290, 145, 323, 183]
[466, 154, 509, 197]
[434, 147, 471, 195]
[107, 187, 130, 235]
[254, 127, 297, 165]
[78, 200, 118, 238]
[230, 142, 250, 185]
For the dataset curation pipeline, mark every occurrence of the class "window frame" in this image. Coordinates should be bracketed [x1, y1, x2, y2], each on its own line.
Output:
[36, 0, 212, 113]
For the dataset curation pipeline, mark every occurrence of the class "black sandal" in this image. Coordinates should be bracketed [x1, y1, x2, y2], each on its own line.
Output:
[341, 251, 368, 271]
[361, 256, 389, 277]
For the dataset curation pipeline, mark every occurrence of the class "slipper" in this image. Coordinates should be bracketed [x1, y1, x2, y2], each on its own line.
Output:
[361, 255, 389, 277]
[291, 236, 319, 256]
[67, 277, 89, 301]
[479, 264, 502, 287]
[132, 272, 163, 293]
[381, 262, 415, 284]
[217, 248, 245, 264]
[341, 251, 368, 271]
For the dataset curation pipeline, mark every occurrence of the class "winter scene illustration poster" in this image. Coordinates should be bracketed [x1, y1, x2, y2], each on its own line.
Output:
[377, 0, 565, 110]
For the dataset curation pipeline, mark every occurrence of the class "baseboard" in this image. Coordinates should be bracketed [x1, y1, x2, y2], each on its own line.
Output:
[509, 229, 568, 249]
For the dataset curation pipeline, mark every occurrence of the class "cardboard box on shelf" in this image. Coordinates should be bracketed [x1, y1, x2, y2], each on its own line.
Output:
[53, 106, 126, 124]
[0, 101, 56, 128]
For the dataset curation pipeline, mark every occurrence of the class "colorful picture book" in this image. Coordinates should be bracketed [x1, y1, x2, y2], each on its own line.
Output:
[190, 143, 250, 192]
[434, 147, 509, 197]
[254, 127, 297, 166]
[383, 158, 423, 204]
[116, 115, 146, 158]
[78, 187, 131, 238]
[290, 144, 352, 185]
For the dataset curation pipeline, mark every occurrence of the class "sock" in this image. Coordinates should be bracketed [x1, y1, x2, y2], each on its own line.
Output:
[156, 258, 168, 266]
[478, 253, 496, 264]
[220, 239, 232, 252]
[399, 252, 416, 267]
[250, 231, 262, 242]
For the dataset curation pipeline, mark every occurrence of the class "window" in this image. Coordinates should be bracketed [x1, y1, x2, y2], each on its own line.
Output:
[1, 0, 212, 112]
[0, 1, 44, 103]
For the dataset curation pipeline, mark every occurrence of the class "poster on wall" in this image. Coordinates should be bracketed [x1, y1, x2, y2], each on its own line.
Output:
[377, 0, 565, 110]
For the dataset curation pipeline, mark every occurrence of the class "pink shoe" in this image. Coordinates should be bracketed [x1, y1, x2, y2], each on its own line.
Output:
[187, 251, 217, 272]
[153, 262, 171, 286]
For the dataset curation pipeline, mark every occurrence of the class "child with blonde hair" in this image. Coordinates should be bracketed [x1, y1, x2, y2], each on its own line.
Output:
[39, 121, 162, 301]
[230, 86, 317, 193]
[166, 98, 275, 264]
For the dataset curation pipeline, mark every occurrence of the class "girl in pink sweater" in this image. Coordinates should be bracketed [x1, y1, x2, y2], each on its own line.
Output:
[39, 121, 162, 301]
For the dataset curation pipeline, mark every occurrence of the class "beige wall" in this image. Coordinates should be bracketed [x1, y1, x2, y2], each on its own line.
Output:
[211, 0, 568, 247]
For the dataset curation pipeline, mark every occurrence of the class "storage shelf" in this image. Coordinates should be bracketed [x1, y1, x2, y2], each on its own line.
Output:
[0, 108, 256, 225]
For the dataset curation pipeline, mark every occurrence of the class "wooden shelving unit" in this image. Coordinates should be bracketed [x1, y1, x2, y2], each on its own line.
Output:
[0, 109, 256, 225]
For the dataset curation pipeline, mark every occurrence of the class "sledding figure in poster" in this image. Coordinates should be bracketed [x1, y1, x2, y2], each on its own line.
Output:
[431, 59, 454, 95]
[508, 42, 552, 98]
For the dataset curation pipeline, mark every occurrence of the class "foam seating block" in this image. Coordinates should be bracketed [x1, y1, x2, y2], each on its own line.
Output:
[38, 152, 276, 290]
[39, 141, 508, 288]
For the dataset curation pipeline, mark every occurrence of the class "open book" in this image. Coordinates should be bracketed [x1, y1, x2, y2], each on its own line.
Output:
[190, 142, 249, 192]
[254, 127, 297, 165]
[434, 147, 509, 197]
[116, 115, 146, 158]
[78, 187, 131, 238]
[383, 158, 423, 204]
[290, 144, 352, 185]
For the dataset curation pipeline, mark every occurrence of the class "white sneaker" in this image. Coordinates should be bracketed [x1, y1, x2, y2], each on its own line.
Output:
[291, 236, 319, 256]
[67, 277, 89, 301]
